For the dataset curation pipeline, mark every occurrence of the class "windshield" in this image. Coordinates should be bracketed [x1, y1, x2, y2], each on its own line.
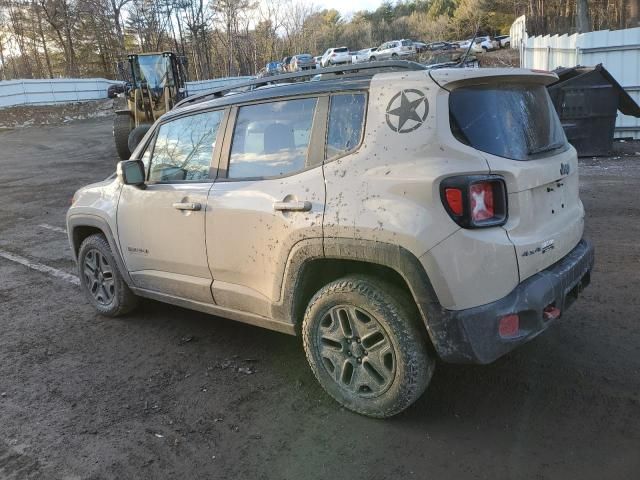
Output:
[449, 83, 567, 161]
[132, 55, 174, 91]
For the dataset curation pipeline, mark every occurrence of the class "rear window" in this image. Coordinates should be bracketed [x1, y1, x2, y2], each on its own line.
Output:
[449, 83, 567, 161]
[334, 47, 348, 53]
[401, 40, 412, 46]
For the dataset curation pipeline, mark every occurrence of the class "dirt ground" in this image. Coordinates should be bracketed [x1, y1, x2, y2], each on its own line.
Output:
[0, 100, 114, 129]
[0, 117, 639, 480]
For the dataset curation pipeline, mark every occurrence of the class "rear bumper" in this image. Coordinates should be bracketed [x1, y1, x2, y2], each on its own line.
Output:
[428, 238, 594, 364]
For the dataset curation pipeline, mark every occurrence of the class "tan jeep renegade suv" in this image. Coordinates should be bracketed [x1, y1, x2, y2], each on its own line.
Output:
[67, 62, 594, 418]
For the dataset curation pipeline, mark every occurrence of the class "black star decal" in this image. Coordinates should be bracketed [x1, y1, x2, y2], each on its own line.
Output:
[388, 92, 424, 130]
[385, 89, 428, 133]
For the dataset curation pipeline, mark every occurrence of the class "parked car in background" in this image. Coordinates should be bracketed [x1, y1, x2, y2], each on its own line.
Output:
[426, 41, 457, 52]
[107, 82, 126, 98]
[320, 47, 351, 67]
[457, 39, 472, 50]
[495, 35, 511, 48]
[412, 41, 427, 53]
[351, 47, 377, 64]
[291, 54, 315, 71]
[473, 36, 498, 52]
[257, 62, 283, 78]
[281, 56, 293, 72]
[368, 39, 416, 61]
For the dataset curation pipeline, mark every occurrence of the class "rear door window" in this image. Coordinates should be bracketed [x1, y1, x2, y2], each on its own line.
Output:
[326, 93, 366, 159]
[228, 98, 317, 179]
[449, 83, 567, 161]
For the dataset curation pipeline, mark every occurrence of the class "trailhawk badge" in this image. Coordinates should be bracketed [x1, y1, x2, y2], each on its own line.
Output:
[385, 89, 429, 133]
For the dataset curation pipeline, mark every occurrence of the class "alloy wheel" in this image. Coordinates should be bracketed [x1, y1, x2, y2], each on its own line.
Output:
[315, 305, 396, 398]
[83, 249, 115, 305]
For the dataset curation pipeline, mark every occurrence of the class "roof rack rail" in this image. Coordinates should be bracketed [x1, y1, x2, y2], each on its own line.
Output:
[176, 60, 427, 109]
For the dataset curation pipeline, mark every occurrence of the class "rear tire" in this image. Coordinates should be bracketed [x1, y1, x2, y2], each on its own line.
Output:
[391, 53, 399, 59]
[113, 114, 133, 160]
[302, 275, 434, 418]
[369, 56, 376, 62]
[78, 234, 138, 317]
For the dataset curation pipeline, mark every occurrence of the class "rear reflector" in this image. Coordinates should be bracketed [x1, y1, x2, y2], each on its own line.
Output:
[499, 314, 519, 338]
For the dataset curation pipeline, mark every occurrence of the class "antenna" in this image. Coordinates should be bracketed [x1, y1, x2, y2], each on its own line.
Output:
[458, 24, 480, 67]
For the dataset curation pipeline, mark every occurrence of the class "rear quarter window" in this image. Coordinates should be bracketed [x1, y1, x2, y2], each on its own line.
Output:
[326, 93, 366, 159]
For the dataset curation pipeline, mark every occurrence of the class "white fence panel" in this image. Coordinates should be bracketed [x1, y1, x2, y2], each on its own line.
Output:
[0, 78, 121, 109]
[186, 76, 253, 94]
[523, 26, 640, 138]
[0, 76, 254, 110]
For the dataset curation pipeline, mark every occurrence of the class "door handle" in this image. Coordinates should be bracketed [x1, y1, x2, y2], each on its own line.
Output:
[173, 202, 202, 211]
[273, 200, 312, 212]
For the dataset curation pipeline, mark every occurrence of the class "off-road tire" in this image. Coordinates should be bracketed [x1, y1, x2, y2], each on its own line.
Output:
[128, 124, 151, 153]
[302, 275, 434, 418]
[113, 114, 133, 160]
[78, 234, 138, 317]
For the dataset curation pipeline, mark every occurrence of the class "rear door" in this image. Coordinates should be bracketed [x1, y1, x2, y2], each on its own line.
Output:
[449, 80, 584, 281]
[117, 109, 226, 303]
[205, 95, 326, 317]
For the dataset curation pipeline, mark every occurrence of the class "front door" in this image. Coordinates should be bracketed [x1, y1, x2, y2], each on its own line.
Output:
[206, 96, 326, 318]
[117, 108, 226, 303]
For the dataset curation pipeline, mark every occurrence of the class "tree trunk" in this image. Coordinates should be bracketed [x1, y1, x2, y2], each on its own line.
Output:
[629, 0, 640, 27]
[35, 1, 54, 78]
[576, 0, 591, 32]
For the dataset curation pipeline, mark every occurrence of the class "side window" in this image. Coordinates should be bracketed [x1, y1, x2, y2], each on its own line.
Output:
[326, 93, 366, 159]
[228, 97, 317, 179]
[148, 110, 223, 182]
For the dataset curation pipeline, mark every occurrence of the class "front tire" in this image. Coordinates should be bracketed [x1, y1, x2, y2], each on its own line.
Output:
[78, 234, 138, 317]
[113, 114, 133, 160]
[302, 275, 434, 418]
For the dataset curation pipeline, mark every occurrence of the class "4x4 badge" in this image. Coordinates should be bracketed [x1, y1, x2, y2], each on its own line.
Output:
[385, 89, 429, 133]
[560, 162, 570, 176]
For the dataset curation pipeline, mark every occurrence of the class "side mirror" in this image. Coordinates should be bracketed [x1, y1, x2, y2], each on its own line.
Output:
[117, 160, 146, 187]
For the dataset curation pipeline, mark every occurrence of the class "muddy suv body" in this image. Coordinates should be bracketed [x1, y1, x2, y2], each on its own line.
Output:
[67, 62, 594, 417]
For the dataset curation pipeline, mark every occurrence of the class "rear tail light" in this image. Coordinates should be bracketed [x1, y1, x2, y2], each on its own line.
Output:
[440, 175, 507, 228]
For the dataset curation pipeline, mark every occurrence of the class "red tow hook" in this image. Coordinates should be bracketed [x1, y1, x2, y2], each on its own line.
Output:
[543, 305, 561, 320]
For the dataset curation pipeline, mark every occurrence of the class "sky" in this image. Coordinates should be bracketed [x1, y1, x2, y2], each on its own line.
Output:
[313, 0, 382, 17]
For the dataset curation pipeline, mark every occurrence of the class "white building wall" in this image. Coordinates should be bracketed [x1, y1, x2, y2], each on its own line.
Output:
[521, 26, 640, 138]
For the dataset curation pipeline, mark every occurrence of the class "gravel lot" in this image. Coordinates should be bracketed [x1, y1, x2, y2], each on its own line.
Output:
[0, 117, 639, 479]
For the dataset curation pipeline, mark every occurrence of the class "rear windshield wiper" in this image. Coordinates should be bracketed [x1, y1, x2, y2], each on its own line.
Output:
[528, 141, 566, 156]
